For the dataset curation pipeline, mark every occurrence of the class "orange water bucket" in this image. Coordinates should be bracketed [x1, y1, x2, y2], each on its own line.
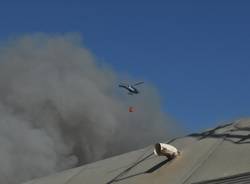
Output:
[128, 106, 135, 112]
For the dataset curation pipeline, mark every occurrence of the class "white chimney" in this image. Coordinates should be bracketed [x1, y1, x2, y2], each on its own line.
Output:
[154, 143, 180, 159]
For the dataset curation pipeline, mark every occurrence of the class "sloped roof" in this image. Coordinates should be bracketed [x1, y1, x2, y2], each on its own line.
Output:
[24, 118, 250, 184]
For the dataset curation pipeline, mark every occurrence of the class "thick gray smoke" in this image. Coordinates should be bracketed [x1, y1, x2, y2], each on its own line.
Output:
[0, 34, 178, 183]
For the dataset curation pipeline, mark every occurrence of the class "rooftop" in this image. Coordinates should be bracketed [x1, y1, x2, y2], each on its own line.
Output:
[24, 118, 250, 184]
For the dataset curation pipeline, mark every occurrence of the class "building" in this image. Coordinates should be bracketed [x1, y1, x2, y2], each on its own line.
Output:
[25, 118, 250, 184]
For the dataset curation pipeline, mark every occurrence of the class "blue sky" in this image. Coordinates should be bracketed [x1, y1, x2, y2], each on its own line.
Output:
[0, 1, 249, 132]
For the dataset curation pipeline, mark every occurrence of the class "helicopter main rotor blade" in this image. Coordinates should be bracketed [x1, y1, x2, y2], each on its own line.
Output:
[119, 82, 128, 86]
[118, 84, 126, 88]
[133, 81, 144, 86]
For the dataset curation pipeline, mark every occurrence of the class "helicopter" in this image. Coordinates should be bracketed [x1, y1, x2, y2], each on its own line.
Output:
[118, 81, 144, 95]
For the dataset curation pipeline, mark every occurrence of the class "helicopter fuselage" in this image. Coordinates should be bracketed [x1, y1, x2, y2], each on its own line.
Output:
[119, 84, 139, 94]
[127, 85, 139, 94]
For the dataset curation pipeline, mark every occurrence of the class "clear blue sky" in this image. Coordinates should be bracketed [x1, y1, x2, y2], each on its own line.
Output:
[0, 1, 249, 132]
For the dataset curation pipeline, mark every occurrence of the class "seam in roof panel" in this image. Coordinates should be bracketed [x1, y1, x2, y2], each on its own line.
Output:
[64, 167, 89, 184]
[106, 137, 181, 184]
[181, 126, 238, 184]
[181, 137, 225, 184]
[192, 171, 250, 184]
[106, 146, 154, 184]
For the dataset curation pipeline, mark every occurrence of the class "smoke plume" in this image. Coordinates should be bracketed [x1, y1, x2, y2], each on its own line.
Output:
[0, 34, 178, 183]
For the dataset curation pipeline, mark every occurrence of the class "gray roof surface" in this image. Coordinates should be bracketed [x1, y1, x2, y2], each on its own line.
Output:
[24, 118, 250, 184]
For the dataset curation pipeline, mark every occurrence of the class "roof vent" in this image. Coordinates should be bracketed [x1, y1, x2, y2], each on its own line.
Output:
[154, 143, 180, 159]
